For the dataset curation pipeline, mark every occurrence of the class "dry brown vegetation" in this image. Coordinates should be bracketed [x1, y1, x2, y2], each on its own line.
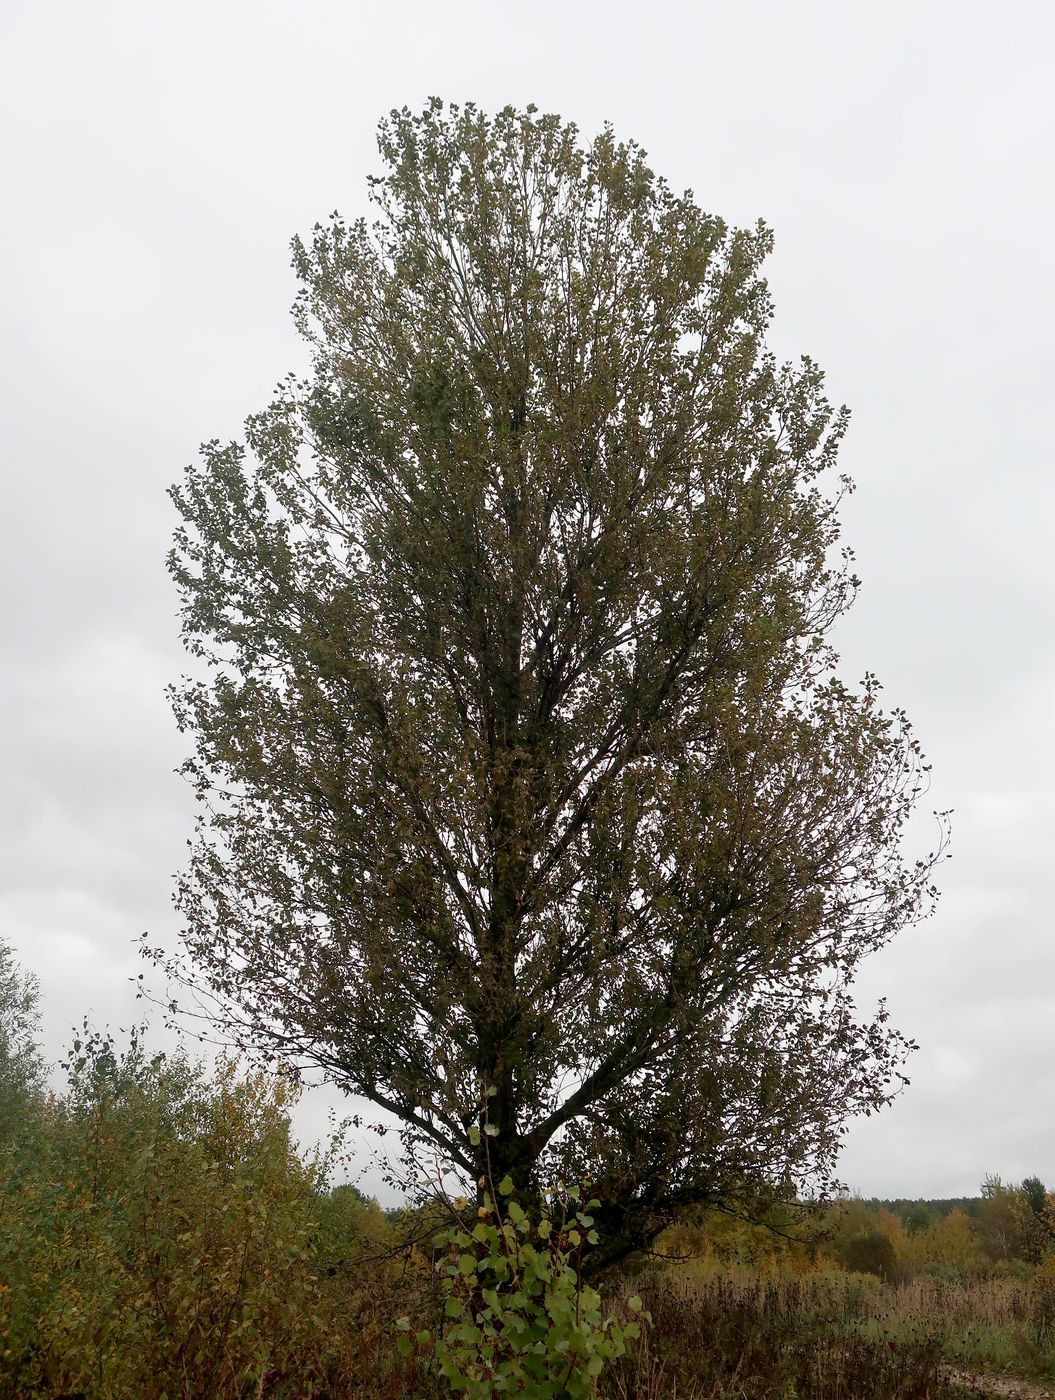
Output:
[4, 1029, 1055, 1398]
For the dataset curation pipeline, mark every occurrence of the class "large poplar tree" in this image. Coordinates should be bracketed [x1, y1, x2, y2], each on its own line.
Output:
[163, 100, 944, 1270]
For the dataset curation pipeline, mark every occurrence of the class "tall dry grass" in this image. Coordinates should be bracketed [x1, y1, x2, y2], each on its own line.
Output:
[606, 1261, 1055, 1394]
[598, 1270, 956, 1400]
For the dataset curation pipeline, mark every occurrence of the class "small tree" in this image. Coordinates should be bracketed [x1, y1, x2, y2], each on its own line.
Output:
[901, 1202, 933, 1236]
[160, 100, 945, 1270]
[0, 936, 44, 1139]
[977, 1174, 1035, 1266]
[1022, 1175, 1048, 1218]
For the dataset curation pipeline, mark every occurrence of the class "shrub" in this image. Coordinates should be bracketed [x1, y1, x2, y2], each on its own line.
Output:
[842, 1230, 903, 1285]
[0, 1027, 392, 1398]
[400, 1173, 646, 1398]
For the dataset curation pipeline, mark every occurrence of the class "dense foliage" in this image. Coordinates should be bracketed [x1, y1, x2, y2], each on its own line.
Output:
[161, 99, 946, 1267]
[0, 1023, 394, 1397]
[404, 1180, 645, 1397]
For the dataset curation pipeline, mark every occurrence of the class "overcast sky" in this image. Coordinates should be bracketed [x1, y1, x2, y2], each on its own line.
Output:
[3, 0, 1053, 1203]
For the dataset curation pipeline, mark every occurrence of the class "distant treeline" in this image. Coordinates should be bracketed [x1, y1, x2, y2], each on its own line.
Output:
[663, 1176, 1055, 1286]
[864, 1196, 986, 1221]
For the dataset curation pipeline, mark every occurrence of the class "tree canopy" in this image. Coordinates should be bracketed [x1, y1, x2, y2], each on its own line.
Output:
[161, 100, 945, 1270]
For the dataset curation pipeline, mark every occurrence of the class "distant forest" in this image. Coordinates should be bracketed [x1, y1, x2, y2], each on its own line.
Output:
[664, 1175, 1055, 1286]
[868, 1197, 986, 1220]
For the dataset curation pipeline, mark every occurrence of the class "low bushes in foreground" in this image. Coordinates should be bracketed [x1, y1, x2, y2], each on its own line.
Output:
[3, 1021, 1055, 1398]
[0, 1031, 402, 1399]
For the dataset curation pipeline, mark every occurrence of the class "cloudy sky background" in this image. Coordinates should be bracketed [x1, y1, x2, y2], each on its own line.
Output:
[3, 0, 1053, 1201]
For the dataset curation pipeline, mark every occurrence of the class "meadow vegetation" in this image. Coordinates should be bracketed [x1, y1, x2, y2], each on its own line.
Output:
[4, 978, 1055, 1399]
